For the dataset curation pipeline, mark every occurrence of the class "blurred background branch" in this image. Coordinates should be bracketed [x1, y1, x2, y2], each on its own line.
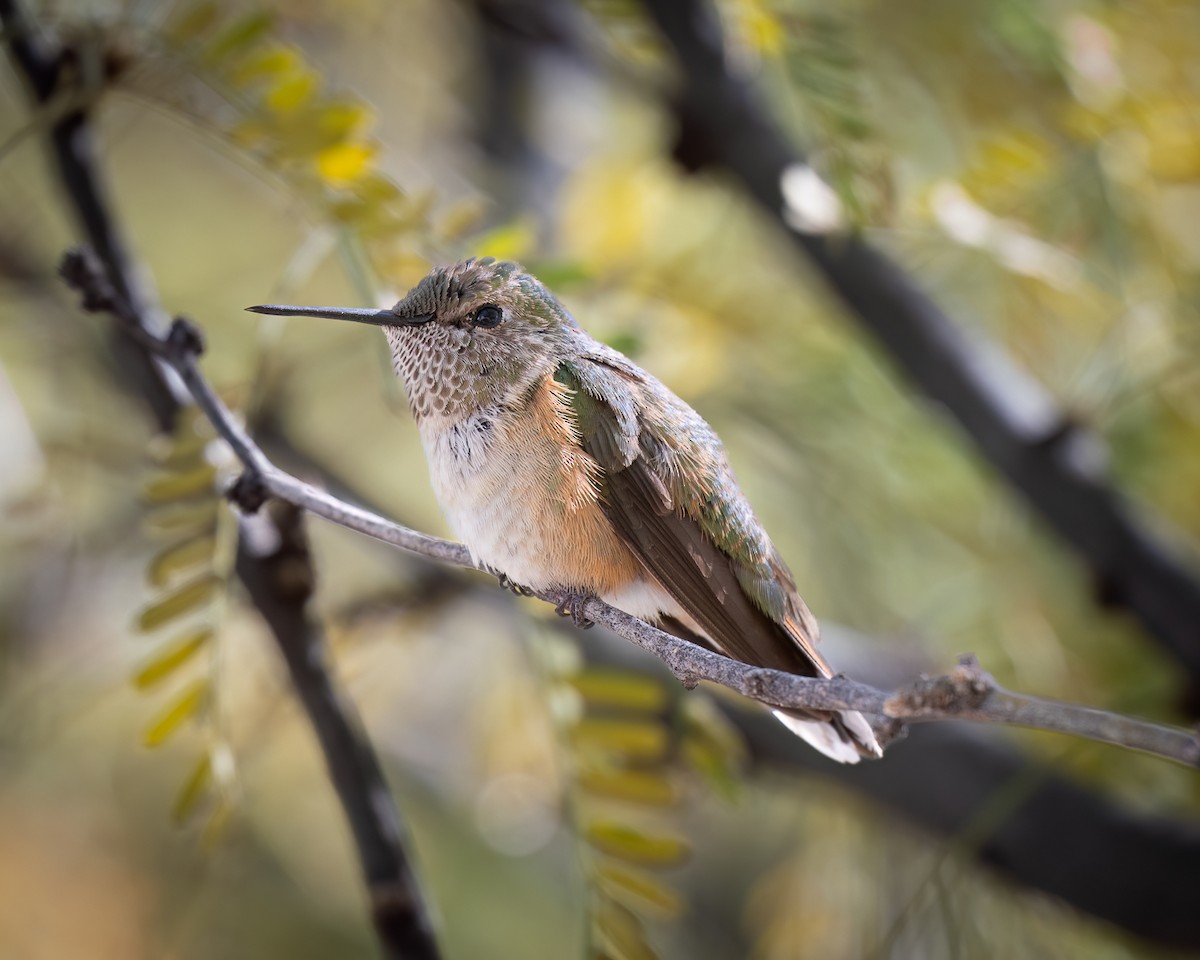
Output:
[0, 6, 441, 958]
[639, 0, 1200, 708]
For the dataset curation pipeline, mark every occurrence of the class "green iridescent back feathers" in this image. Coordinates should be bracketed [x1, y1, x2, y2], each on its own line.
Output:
[554, 344, 829, 681]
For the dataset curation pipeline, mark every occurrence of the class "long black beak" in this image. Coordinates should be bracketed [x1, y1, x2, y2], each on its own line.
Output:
[245, 304, 432, 326]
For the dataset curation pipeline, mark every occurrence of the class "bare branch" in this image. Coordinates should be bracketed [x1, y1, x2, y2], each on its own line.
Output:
[738, 714, 1200, 950]
[57, 252, 1200, 769]
[0, 5, 444, 954]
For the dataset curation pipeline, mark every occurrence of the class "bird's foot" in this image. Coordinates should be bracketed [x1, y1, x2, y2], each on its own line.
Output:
[554, 590, 595, 629]
[491, 569, 536, 597]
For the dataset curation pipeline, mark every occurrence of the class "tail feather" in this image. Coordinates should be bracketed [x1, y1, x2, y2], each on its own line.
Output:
[655, 614, 883, 763]
[772, 709, 883, 764]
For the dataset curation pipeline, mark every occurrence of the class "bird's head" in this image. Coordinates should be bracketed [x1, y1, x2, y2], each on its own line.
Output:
[249, 258, 576, 421]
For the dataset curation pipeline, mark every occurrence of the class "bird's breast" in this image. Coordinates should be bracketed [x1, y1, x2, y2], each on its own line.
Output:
[418, 376, 645, 596]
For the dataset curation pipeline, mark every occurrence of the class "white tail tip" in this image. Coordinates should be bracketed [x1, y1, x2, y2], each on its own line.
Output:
[772, 709, 883, 764]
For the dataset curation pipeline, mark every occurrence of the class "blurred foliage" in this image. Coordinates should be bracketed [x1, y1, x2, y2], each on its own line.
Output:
[135, 405, 237, 837]
[0, 0, 1197, 958]
[546, 634, 748, 959]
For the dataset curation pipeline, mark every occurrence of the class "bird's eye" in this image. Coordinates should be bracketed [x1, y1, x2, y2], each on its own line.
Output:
[471, 304, 504, 329]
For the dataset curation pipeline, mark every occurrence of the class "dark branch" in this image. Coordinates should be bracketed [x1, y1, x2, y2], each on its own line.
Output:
[234, 501, 440, 958]
[738, 712, 1200, 950]
[637, 0, 1200, 703]
[0, 0, 175, 425]
[0, 8, 443, 957]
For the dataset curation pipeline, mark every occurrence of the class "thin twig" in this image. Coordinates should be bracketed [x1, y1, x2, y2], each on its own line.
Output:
[57, 252, 1200, 769]
[0, 4, 445, 953]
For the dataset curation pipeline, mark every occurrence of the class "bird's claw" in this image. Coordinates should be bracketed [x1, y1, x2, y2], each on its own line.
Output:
[493, 570, 535, 597]
[555, 590, 595, 629]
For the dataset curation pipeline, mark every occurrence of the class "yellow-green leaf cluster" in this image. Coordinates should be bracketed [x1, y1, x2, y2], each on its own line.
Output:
[553, 661, 746, 959]
[564, 666, 685, 959]
[136, 406, 233, 834]
[157, 1, 436, 285]
[769, 8, 892, 223]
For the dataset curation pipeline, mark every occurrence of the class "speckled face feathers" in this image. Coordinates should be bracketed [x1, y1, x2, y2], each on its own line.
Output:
[384, 257, 573, 421]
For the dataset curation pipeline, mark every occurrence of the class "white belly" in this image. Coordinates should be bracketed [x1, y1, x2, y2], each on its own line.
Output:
[418, 407, 643, 596]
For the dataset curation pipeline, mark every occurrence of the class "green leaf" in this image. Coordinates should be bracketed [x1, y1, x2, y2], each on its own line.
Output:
[172, 751, 213, 823]
[142, 464, 218, 504]
[147, 422, 210, 469]
[602, 331, 642, 358]
[595, 862, 685, 919]
[264, 69, 320, 114]
[136, 574, 220, 633]
[475, 218, 536, 260]
[314, 101, 374, 145]
[326, 172, 408, 228]
[316, 142, 376, 185]
[571, 718, 668, 760]
[225, 44, 301, 88]
[143, 679, 208, 747]
[143, 501, 219, 537]
[146, 533, 217, 587]
[593, 898, 660, 960]
[570, 670, 668, 713]
[200, 797, 234, 850]
[682, 737, 741, 803]
[584, 822, 690, 867]
[203, 11, 275, 66]
[577, 767, 680, 807]
[521, 260, 591, 290]
[133, 628, 212, 690]
[681, 697, 746, 801]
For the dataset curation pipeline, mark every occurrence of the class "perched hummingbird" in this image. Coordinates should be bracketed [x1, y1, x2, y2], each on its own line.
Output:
[249, 258, 881, 762]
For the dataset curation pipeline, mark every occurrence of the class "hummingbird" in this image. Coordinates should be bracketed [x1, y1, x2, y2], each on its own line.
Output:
[249, 258, 881, 763]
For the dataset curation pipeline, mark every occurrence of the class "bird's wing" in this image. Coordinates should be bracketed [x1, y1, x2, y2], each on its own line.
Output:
[556, 354, 830, 678]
